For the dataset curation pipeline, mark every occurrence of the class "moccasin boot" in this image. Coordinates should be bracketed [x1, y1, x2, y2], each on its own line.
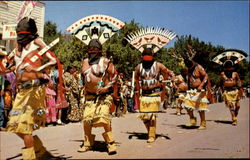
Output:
[185, 117, 197, 127]
[147, 126, 156, 143]
[147, 120, 156, 143]
[22, 147, 36, 160]
[78, 134, 95, 152]
[102, 132, 117, 155]
[232, 117, 238, 126]
[198, 121, 206, 130]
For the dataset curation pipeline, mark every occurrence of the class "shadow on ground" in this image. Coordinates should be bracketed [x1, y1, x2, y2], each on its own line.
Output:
[169, 113, 187, 116]
[72, 139, 121, 154]
[6, 149, 71, 160]
[123, 131, 171, 141]
[207, 119, 232, 125]
[177, 124, 200, 129]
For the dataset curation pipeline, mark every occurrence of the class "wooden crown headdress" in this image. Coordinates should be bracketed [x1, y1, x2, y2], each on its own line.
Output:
[67, 14, 125, 45]
[125, 27, 177, 54]
[212, 49, 248, 65]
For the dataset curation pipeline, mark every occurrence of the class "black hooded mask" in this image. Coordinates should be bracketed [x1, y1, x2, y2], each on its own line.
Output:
[180, 68, 188, 82]
[223, 60, 234, 78]
[142, 48, 154, 69]
[16, 17, 39, 52]
[88, 39, 102, 65]
[184, 58, 194, 69]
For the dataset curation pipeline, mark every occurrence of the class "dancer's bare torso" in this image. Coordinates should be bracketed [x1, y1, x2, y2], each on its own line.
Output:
[15, 38, 56, 82]
[175, 75, 188, 92]
[220, 72, 239, 88]
[135, 62, 173, 91]
[189, 64, 207, 89]
[82, 57, 116, 94]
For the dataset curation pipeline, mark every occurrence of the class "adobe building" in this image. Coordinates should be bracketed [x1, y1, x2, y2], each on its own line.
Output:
[0, 1, 45, 53]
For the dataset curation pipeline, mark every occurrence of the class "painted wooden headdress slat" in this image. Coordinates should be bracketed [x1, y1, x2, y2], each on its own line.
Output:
[125, 27, 177, 54]
[67, 14, 125, 45]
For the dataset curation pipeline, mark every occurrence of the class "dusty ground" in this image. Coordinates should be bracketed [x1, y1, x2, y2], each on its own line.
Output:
[0, 98, 249, 159]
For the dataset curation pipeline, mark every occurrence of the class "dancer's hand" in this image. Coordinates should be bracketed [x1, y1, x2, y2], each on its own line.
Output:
[97, 87, 109, 94]
[197, 86, 202, 92]
[25, 65, 36, 72]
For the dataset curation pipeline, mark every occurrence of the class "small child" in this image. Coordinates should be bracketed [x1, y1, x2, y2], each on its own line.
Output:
[3, 80, 12, 128]
[44, 67, 57, 125]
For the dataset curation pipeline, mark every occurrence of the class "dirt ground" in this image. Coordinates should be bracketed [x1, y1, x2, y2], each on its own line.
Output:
[0, 98, 249, 159]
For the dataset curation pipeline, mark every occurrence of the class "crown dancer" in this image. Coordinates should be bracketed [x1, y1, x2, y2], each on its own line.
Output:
[67, 14, 125, 155]
[125, 27, 176, 143]
[6, 2, 59, 159]
[174, 67, 188, 116]
[212, 49, 247, 125]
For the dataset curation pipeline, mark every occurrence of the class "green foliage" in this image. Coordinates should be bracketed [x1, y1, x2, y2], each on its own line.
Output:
[53, 36, 88, 70]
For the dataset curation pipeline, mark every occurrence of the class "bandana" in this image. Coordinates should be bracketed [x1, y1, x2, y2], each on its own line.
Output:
[142, 55, 153, 61]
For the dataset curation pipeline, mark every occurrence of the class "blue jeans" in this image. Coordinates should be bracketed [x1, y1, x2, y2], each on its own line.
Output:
[127, 98, 134, 112]
[0, 96, 4, 127]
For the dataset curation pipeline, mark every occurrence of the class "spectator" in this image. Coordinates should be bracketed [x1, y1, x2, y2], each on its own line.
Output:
[127, 81, 136, 113]
[55, 64, 69, 124]
[44, 66, 57, 125]
[63, 66, 82, 122]
[3, 80, 12, 128]
[0, 74, 5, 131]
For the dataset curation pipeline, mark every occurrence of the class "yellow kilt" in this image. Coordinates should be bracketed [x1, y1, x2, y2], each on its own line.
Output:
[176, 92, 186, 103]
[223, 89, 240, 107]
[7, 86, 46, 135]
[83, 94, 113, 127]
[184, 90, 209, 111]
[139, 93, 161, 113]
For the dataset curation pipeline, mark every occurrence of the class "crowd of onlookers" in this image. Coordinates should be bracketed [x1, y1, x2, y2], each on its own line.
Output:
[1, 65, 250, 131]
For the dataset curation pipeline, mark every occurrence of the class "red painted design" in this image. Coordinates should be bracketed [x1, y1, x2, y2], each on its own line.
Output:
[88, 18, 90, 20]
[101, 17, 103, 19]
[67, 30, 70, 32]
[92, 17, 94, 19]
[80, 21, 82, 24]
[96, 17, 98, 19]
[75, 24, 78, 27]
[105, 17, 107, 20]
[116, 23, 119, 25]
[109, 19, 112, 21]
[84, 19, 86, 22]
[113, 21, 115, 23]
[72, 27, 74, 29]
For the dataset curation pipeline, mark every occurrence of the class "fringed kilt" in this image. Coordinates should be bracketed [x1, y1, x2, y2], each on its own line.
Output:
[176, 92, 186, 103]
[184, 89, 209, 112]
[7, 86, 46, 135]
[83, 94, 113, 127]
[223, 89, 240, 107]
[138, 92, 160, 122]
[139, 92, 161, 113]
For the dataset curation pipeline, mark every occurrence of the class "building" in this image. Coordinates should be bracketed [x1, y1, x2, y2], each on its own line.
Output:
[0, 1, 45, 53]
